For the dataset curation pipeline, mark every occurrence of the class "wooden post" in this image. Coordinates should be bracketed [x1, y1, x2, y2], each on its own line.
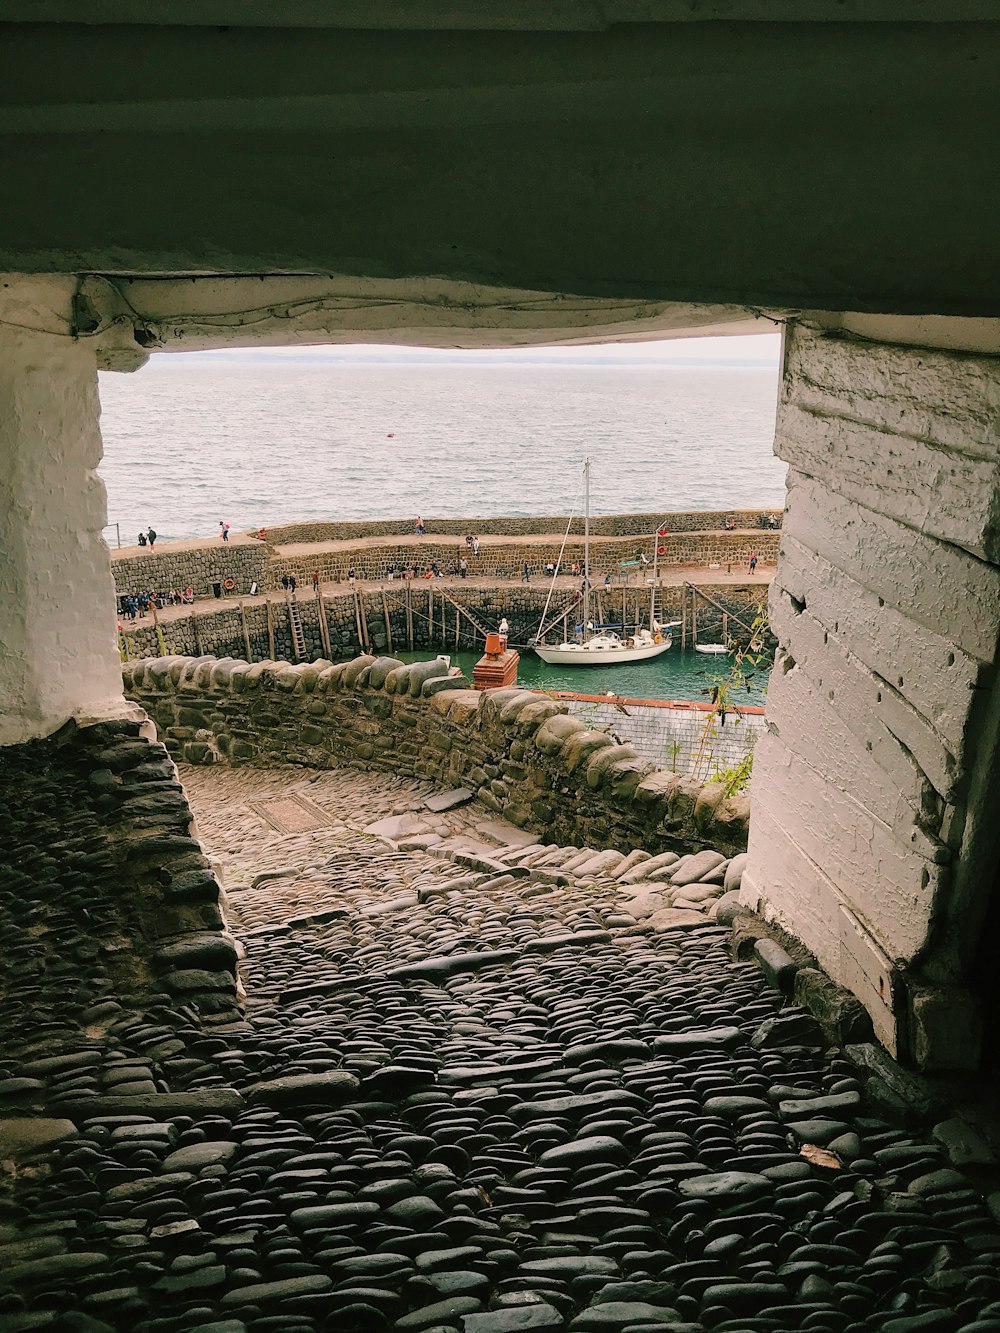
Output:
[315, 589, 331, 657]
[442, 597, 447, 646]
[406, 582, 413, 650]
[722, 611, 729, 645]
[191, 613, 203, 656]
[239, 599, 253, 662]
[692, 593, 699, 648]
[455, 606, 460, 649]
[428, 587, 433, 647]
[621, 587, 626, 635]
[352, 587, 365, 650]
[381, 589, 393, 654]
[266, 598, 275, 659]
[681, 587, 687, 651]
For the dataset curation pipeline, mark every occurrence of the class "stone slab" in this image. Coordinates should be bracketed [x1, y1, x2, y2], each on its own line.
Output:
[424, 787, 475, 812]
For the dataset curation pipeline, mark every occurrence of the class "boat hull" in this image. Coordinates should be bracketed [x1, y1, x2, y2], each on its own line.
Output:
[534, 638, 673, 666]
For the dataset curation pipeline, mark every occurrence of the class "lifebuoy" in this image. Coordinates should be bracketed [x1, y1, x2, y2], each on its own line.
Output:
[656, 545, 667, 556]
[223, 577, 236, 592]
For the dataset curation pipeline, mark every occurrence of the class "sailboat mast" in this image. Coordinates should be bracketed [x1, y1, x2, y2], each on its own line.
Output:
[583, 458, 590, 640]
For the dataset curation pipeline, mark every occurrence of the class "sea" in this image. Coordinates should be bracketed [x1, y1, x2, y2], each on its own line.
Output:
[99, 340, 785, 703]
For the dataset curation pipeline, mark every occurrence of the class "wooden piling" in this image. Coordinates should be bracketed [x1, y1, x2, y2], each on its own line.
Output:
[428, 588, 433, 647]
[191, 613, 203, 656]
[239, 600, 253, 662]
[723, 611, 729, 646]
[266, 598, 275, 659]
[381, 589, 393, 654]
[455, 606, 460, 649]
[681, 587, 687, 651]
[315, 589, 331, 657]
[406, 583, 413, 650]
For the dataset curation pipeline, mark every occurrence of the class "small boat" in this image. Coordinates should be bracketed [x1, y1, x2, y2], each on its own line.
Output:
[535, 627, 670, 666]
[695, 643, 729, 655]
[533, 458, 673, 667]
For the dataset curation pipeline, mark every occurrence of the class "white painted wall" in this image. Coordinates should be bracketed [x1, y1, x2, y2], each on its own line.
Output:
[0, 277, 126, 744]
[744, 324, 1000, 1068]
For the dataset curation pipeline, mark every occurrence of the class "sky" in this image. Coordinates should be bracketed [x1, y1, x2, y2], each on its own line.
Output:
[182, 332, 782, 368]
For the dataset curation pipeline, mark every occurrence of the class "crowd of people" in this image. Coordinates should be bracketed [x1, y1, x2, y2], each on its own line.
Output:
[118, 587, 193, 619]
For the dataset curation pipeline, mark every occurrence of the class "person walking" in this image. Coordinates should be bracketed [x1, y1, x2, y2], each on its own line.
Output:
[472, 536, 480, 556]
[289, 574, 297, 592]
[749, 551, 758, 573]
[219, 521, 230, 542]
[312, 570, 319, 590]
[415, 515, 425, 536]
[146, 526, 156, 550]
[522, 561, 530, 583]
[459, 556, 468, 579]
[281, 574, 289, 591]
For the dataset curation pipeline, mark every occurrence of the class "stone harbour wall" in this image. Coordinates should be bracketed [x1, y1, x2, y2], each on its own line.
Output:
[259, 508, 783, 545]
[267, 530, 779, 588]
[120, 584, 770, 662]
[123, 655, 751, 857]
[111, 542, 268, 600]
[108, 512, 780, 601]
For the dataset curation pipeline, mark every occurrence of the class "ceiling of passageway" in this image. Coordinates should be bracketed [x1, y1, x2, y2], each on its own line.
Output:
[2, 5, 999, 317]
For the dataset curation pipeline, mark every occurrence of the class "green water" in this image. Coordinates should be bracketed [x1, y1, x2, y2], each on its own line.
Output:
[392, 645, 770, 707]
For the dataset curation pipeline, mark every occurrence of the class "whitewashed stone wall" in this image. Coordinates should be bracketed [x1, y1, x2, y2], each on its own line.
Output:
[744, 324, 1000, 1069]
[0, 279, 126, 745]
[561, 697, 765, 777]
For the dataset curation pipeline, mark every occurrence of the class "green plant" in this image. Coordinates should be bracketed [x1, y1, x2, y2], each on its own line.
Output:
[667, 740, 683, 772]
[691, 598, 770, 786]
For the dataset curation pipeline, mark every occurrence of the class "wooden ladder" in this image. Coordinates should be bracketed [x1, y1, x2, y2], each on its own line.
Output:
[286, 595, 307, 661]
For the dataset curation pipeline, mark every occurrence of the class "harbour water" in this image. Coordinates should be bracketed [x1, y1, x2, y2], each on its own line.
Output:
[387, 646, 769, 708]
[97, 342, 785, 544]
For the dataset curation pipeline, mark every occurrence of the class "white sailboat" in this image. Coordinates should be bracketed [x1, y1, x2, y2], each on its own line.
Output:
[534, 459, 674, 667]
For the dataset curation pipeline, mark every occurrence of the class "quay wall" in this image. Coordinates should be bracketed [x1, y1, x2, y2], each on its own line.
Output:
[120, 583, 770, 665]
[110, 511, 781, 600]
[123, 655, 751, 858]
[112, 543, 268, 600]
[267, 531, 779, 587]
[257, 508, 783, 545]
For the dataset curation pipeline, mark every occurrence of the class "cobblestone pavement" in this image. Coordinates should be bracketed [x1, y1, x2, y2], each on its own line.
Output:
[3, 766, 1000, 1332]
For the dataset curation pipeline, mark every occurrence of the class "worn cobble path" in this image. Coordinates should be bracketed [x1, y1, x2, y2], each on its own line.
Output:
[3, 768, 1000, 1332]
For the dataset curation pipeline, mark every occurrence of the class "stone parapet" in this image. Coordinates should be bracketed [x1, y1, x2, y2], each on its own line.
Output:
[123, 654, 750, 858]
[258, 508, 783, 545]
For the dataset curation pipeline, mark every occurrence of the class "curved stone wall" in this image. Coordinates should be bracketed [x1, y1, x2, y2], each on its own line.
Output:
[109, 510, 781, 600]
[268, 531, 779, 588]
[123, 655, 750, 857]
[119, 583, 770, 663]
[258, 508, 782, 545]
